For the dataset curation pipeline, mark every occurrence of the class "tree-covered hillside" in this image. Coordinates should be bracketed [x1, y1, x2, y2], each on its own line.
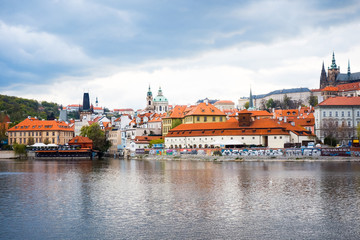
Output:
[0, 95, 60, 122]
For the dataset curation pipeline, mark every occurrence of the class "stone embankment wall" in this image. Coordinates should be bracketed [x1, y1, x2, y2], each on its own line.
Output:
[0, 151, 17, 159]
[130, 147, 360, 161]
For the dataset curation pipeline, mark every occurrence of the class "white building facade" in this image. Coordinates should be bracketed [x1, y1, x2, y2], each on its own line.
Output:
[314, 97, 360, 143]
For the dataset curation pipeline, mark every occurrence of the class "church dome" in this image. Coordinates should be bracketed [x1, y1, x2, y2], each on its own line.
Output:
[154, 96, 168, 102]
[153, 87, 168, 102]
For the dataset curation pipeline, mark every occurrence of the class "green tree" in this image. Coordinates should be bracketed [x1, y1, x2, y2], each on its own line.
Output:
[244, 101, 249, 109]
[266, 98, 276, 109]
[27, 137, 35, 146]
[283, 94, 291, 109]
[171, 119, 183, 129]
[149, 139, 164, 148]
[68, 111, 80, 120]
[43, 138, 50, 145]
[324, 135, 338, 147]
[13, 143, 27, 157]
[80, 123, 111, 156]
[309, 95, 318, 107]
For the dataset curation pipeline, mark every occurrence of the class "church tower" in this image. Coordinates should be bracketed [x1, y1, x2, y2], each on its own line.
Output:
[145, 85, 155, 112]
[320, 61, 327, 89]
[327, 52, 340, 86]
[80, 92, 92, 120]
[248, 87, 255, 110]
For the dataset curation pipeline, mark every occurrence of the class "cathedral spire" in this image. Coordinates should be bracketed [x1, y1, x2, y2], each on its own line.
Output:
[348, 59, 351, 77]
[330, 51, 338, 69]
[320, 61, 327, 89]
[249, 87, 254, 109]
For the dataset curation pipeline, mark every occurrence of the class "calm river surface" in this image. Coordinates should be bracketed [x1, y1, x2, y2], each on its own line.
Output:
[1, 159, 360, 239]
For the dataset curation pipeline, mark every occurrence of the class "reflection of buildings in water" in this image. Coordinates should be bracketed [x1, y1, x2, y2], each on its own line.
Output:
[319, 162, 360, 222]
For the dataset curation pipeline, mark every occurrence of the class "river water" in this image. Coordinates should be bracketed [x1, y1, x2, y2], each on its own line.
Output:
[1, 159, 360, 239]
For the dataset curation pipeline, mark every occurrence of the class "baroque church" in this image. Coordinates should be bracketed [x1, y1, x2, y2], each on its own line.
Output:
[320, 52, 360, 89]
[145, 86, 169, 114]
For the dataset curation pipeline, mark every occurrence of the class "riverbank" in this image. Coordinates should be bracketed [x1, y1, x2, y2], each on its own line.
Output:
[0, 151, 17, 159]
[134, 154, 360, 162]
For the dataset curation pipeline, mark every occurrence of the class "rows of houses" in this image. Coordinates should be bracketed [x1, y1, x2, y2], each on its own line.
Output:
[6, 54, 360, 152]
[6, 91, 360, 152]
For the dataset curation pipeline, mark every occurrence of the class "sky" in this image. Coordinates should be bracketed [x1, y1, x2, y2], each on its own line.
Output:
[1, 0, 360, 110]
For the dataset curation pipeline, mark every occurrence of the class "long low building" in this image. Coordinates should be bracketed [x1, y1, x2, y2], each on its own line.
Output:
[165, 110, 314, 149]
[8, 117, 74, 145]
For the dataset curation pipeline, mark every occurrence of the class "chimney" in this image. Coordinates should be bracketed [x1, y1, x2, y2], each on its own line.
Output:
[291, 122, 295, 126]
[284, 116, 287, 123]
[204, 99, 209, 105]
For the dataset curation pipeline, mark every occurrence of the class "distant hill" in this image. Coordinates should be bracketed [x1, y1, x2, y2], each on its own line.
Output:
[0, 94, 60, 122]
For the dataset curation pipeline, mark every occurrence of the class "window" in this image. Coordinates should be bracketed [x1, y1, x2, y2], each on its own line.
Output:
[230, 137, 233, 140]
[280, 136, 282, 139]
[335, 111, 338, 117]
[197, 116, 200, 121]
[357, 111, 360, 117]
[274, 136, 277, 139]
[241, 137, 244, 140]
[323, 112, 326, 117]
[220, 117, 223, 121]
[213, 117, 216, 121]
[329, 111, 332, 117]
[204, 116, 207, 122]
[342, 111, 344, 117]
[348, 121, 351, 127]
[252, 137, 255, 139]
[348, 111, 351, 117]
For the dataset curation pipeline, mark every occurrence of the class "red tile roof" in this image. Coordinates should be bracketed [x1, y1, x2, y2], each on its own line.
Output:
[165, 105, 187, 118]
[214, 100, 235, 105]
[185, 102, 226, 116]
[167, 118, 312, 138]
[8, 118, 74, 132]
[68, 136, 93, 144]
[336, 82, 360, 91]
[318, 97, 360, 106]
[322, 86, 339, 92]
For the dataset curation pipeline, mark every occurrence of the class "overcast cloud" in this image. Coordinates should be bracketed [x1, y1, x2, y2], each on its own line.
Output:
[1, 0, 360, 109]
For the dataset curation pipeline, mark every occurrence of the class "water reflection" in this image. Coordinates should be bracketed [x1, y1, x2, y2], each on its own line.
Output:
[1, 159, 360, 239]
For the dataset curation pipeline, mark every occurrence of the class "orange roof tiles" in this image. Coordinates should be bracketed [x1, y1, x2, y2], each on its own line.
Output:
[214, 100, 235, 105]
[249, 110, 272, 117]
[322, 86, 339, 92]
[8, 118, 74, 132]
[318, 96, 360, 106]
[167, 118, 313, 138]
[165, 105, 187, 118]
[185, 102, 226, 116]
[336, 82, 360, 91]
[68, 136, 93, 144]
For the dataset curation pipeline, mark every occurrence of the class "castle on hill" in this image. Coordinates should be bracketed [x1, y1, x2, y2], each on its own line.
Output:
[320, 52, 360, 89]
